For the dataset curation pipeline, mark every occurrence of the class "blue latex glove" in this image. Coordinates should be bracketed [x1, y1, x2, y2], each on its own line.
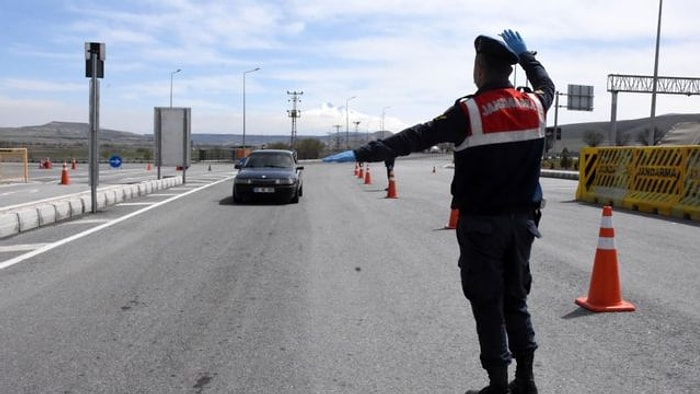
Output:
[322, 150, 355, 163]
[321, 152, 338, 162]
[500, 29, 527, 56]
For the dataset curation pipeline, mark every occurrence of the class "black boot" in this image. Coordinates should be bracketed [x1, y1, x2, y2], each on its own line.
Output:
[508, 353, 538, 394]
[465, 365, 509, 394]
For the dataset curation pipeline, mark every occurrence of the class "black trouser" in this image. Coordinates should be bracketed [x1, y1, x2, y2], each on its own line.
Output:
[384, 159, 394, 181]
[456, 213, 539, 370]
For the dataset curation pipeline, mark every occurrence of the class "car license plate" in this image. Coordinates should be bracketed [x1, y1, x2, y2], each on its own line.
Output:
[253, 187, 275, 193]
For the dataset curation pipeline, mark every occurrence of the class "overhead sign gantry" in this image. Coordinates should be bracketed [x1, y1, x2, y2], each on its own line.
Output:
[607, 74, 700, 145]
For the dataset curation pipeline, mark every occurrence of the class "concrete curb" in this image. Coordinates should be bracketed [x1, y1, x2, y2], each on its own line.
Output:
[443, 163, 580, 181]
[540, 169, 579, 180]
[0, 176, 183, 239]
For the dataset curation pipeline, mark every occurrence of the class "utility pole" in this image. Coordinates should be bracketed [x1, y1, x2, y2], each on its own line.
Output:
[287, 91, 303, 147]
[353, 120, 361, 146]
[381, 106, 390, 139]
[345, 96, 356, 149]
[333, 124, 342, 150]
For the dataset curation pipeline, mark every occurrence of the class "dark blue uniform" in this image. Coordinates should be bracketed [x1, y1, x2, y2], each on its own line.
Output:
[354, 42, 554, 391]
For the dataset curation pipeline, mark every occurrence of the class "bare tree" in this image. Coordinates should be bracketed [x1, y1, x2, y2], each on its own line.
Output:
[636, 127, 663, 146]
[582, 130, 605, 147]
[560, 147, 572, 169]
[615, 131, 632, 146]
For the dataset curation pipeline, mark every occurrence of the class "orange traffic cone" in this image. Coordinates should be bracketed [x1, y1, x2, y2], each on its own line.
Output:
[386, 170, 398, 199]
[60, 162, 71, 185]
[147, 162, 152, 171]
[575, 206, 635, 312]
[364, 164, 372, 184]
[354, 162, 359, 177]
[444, 208, 459, 229]
[71, 158, 77, 170]
[357, 164, 364, 180]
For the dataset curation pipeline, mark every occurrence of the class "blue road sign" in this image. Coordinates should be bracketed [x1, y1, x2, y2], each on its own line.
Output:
[109, 155, 122, 168]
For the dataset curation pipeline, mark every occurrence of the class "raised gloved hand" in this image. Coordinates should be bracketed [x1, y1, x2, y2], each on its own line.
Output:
[322, 150, 356, 163]
[500, 29, 527, 56]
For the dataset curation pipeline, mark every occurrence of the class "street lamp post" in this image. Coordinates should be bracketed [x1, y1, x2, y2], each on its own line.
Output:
[345, 95, 356, 149]
[381, 106, 391, 139]
[169, 68, 181, 108]
[243, 67, 261, 147]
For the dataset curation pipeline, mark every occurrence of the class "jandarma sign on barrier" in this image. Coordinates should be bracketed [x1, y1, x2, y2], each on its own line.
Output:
[636, 167, 679, 178]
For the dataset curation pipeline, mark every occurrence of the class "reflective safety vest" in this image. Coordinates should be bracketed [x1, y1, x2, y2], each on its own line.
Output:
[454, 89, 545, 151]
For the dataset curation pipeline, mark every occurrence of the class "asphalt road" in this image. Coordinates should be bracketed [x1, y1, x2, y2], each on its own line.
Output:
[0, 155, 698, 393]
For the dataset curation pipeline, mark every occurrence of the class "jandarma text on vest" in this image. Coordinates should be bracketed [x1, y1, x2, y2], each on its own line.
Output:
[481, 96, 537, 117]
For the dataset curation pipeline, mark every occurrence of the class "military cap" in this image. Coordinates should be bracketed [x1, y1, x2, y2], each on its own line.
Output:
[474, 35, 519, 65]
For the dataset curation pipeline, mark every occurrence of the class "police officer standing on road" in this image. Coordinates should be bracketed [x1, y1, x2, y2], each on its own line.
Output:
[329, 29, 554, 394]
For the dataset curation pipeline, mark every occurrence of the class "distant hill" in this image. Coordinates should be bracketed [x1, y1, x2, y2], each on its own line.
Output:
[0, 121, 153, 146]
[0, 121, 386, 148]
[554, 113, 700, 153]
[2, 114, 699, 152]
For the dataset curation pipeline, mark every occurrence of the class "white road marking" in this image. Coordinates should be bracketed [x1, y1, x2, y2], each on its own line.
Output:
[0, 188, 40, 197]
[0, 176, 234, 270]
[61, 219, 112, 225]
[184, 180, 210, 184]
[0, 244, 51, 253]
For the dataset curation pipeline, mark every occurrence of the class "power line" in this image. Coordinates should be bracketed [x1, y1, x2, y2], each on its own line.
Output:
[287, 91, 303, 147]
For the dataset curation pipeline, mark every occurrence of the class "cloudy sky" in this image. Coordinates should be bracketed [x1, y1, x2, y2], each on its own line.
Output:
[1, 0, 698, 136]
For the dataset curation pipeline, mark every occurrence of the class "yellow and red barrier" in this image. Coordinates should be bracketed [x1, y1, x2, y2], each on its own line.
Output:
[576, 146, 700, 221]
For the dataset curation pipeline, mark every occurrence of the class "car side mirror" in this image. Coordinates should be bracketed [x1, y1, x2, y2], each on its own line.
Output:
[234, 163, 241, 170]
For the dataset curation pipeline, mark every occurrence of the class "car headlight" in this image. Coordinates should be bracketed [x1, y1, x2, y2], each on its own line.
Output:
[275, 178, 295, 185]
[234, 177, 252, 184]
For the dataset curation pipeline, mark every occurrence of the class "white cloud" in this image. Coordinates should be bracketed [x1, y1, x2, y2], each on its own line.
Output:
[0, 96, 85, 127]
[1, 0, 700, 136]
[1, 79, 84, 93]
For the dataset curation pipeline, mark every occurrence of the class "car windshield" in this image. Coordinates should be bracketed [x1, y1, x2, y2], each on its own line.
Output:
[244, 154, 294, 168]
